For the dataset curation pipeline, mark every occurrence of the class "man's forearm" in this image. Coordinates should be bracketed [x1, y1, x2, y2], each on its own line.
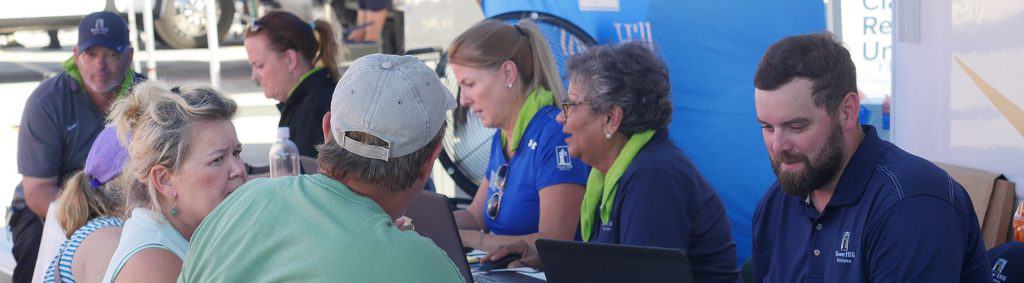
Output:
[24, 183, 59, 217]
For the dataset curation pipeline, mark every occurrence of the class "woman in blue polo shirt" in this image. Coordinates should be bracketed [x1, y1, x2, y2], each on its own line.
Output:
[449, 19, 590, 251]
[484, 42, 739, 282]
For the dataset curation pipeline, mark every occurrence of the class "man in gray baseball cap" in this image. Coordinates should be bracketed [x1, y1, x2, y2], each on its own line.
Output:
[179, 54, 462, 282]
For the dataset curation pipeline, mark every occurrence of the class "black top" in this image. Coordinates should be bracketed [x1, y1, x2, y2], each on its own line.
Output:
[277, 68, 337, 158]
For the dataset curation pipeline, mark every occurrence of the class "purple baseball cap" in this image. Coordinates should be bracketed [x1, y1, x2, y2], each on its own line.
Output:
[84, 126, 129, 189]
[77, 11, 130, 53]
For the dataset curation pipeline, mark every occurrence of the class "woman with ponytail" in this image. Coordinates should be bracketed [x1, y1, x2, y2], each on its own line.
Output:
[244, 11, 340, 157]
[42, 126, 127, 283]
[449, 20, 590, 252]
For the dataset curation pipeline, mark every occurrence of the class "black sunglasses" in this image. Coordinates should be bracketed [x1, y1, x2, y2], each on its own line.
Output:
[486, 164, 510, 220]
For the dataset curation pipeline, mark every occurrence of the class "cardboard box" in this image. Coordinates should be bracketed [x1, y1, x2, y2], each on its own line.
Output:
[937, 163, 1017, 250]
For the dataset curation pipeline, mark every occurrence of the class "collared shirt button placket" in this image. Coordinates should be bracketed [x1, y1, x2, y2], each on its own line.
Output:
[808, 216, 828, 279]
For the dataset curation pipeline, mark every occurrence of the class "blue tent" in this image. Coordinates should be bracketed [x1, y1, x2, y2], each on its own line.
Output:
[482, 0, 826, 263]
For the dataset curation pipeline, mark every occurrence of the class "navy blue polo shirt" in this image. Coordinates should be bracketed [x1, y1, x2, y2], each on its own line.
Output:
[584, 129, 739, 282]
[751, 126, 990, 282]
[483, 106, 589, 235]
[18, 69, 145, 185]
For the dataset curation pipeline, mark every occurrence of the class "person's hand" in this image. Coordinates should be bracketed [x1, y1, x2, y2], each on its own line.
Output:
[482, 240, 541, 270]
[395, 216, 414, 231]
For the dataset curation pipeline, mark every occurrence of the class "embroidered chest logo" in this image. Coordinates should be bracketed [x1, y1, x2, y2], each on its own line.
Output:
[555, 145, 572, 170]
[91, 19, 109, 35]
[993, 258, 1008, 282]
[528, 139, 538, 150]
[834, 231, 857, 263]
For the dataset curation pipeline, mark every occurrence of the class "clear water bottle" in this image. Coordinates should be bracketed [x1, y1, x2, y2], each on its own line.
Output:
[269, 127, 300, 178]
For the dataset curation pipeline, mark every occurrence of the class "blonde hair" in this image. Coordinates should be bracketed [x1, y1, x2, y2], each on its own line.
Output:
[447, 19, 565, 99]
[109, 81, 237, 212]
[56, 171, 124, 238]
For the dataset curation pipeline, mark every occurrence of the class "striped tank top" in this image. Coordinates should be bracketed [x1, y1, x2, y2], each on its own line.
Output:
[43, 216, 124, 283]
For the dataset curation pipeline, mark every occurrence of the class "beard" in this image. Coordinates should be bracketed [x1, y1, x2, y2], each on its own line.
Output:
[84, 77, 121, 94]
[771, 122, 845, 197]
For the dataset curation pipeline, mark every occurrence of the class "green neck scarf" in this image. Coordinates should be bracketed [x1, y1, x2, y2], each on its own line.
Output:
[62, 56, 135, 98]
[501, 88, 554, 153]
[580, 129, 656, 242]
[287, 66, 323, 98]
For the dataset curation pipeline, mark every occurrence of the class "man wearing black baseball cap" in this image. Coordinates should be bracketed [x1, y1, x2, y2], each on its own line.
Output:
[12, 11, 144, 283]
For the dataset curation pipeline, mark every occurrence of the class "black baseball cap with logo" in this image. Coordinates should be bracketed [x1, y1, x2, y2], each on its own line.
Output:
[77, 11, 130, 52]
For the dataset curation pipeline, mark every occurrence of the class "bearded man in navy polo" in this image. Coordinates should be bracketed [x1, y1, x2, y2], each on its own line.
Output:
[750, 33, 989, 282]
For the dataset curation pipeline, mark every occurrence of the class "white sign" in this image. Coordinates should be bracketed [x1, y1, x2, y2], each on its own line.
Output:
[894, 0, 1024, 196]
[841, 0, 893, 104]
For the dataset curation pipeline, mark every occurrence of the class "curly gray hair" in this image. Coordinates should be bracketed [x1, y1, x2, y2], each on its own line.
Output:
[566, 41, 672, 136]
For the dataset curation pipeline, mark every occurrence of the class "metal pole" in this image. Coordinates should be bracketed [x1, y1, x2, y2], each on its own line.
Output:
[827, 0, 843, 40]
[324, 0, 332, 24]
[143, 0, 157, 78]
[205, 0, 222, 89]
[127, 0, 141, 71]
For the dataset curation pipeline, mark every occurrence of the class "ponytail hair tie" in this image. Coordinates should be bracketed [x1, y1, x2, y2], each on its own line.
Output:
[513, 24, 526, 36]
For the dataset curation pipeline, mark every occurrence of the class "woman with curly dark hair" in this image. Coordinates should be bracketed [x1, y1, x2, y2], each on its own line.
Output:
[485, 42, 739, 282]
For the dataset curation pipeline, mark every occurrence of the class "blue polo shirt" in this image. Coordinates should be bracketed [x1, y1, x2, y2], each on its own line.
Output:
[584, 129, 740, 282]
[751, 126, 990, 282]
[483, 106, 589, 235]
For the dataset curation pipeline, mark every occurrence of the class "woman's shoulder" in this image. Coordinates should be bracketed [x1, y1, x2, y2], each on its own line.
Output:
[113, 247, 182, 283]
[632, 139, 688, 165]
[624, 142, 708, 189]
[119, 208, 187, 252]
[298, 70, 337, 105]
[79, 225, 122, 246]
[534, 105, 562, 125]
[75, 216, 123, 241]
[529, 106, 569, 141]
[85, 216, 124, 228]
[74, 225, 122, 262]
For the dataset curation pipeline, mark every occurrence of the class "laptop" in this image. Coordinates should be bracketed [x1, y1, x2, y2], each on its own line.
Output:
[536, 239, 695, 283]
[405, 191, 544, 283]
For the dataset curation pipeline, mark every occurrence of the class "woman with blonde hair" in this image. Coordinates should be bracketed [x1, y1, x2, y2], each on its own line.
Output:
[101, 81, 246, 283]
[42, 126, 127, 283]
[449, 19, 590, 252]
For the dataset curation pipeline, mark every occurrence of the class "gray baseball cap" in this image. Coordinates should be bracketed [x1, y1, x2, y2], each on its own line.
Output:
[330, 54, 456, 161]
